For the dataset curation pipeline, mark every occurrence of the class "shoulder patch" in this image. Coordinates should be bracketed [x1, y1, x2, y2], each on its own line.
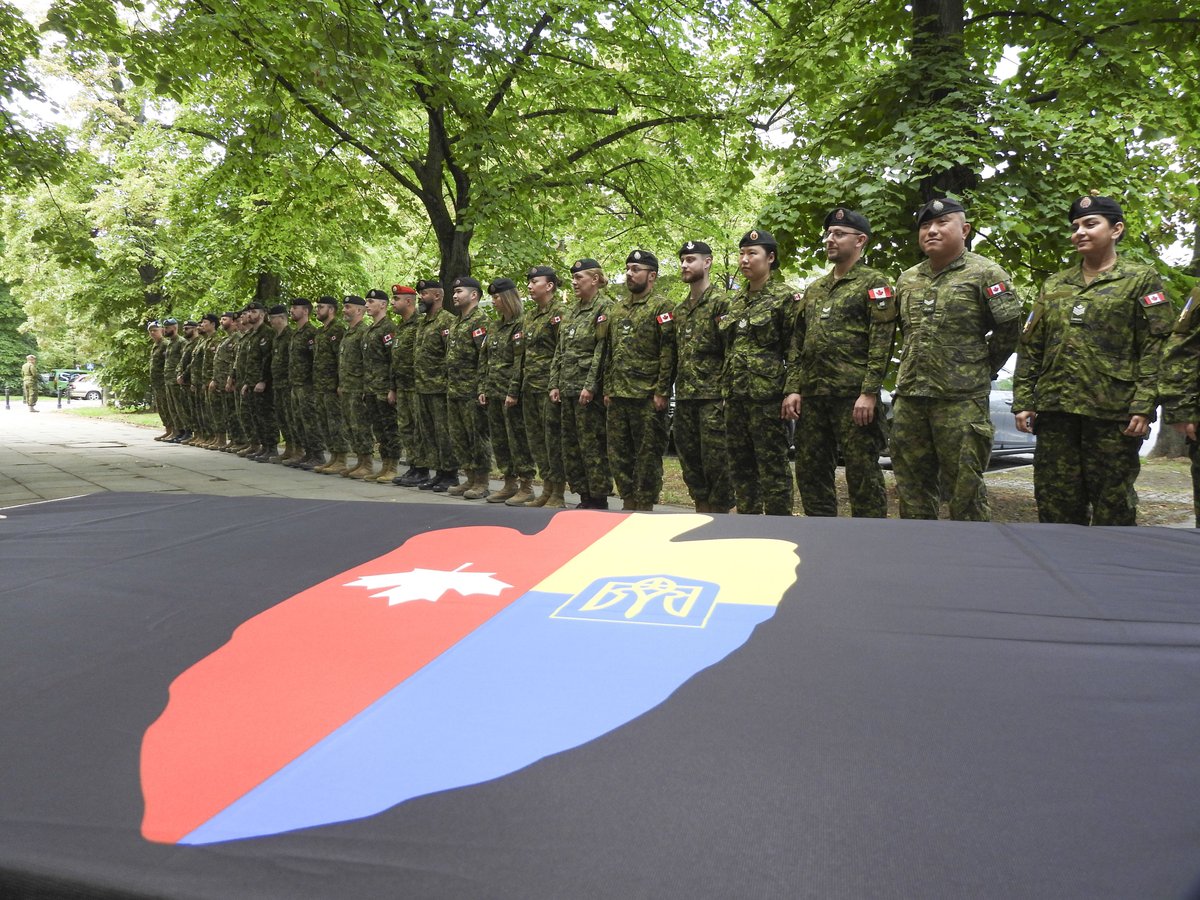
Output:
[382, 333, 393, 346]
[986, 282, 1008, 297]
[656, 311, 674, 325]
[595, 313, 607, 324]
[512, 331, 524, 341]
[550, 316, 562, 325]
[1140, 291, 1168, 307]
[868, 286, 893, 300]
[441, 328, 451, 336]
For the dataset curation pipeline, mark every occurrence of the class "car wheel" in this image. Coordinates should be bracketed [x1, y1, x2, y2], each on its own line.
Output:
[85, 390, 101, 400]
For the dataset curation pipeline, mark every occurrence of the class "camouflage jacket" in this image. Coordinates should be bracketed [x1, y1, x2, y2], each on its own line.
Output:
[718, 277, 794, 400]
[199, 333, 218, 385]
[446, 306, 489, 400]
[288, 321, 317, 388]
[1159, 288, 1200, 424]
[520, 300, 563, 394]
[162, 335, 183, 380]
[785, 261, 898, 397]
[414, 308, 456, 395]
[212, 332, 237, 385]
[894, 250, 1022, 400]
[149, 340, 167, 385]
[239, 324, 274, 388]
[551, 295, 610, 396]
[603, 288, 676, 399]
[178, 336, 199, 386]
[1013, 258, 1174, 419]
[338, 318, 368, 393]
[313, 319, 344, 393]
[673, 284, 729, 401]
[389, 314, 419, 391]
[363, 315, 396, 397]
[480, 313, 524, 398]
[270, 327, 290, 388]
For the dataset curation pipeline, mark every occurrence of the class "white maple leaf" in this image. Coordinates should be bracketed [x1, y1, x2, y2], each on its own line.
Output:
[345, 563, 512, 606]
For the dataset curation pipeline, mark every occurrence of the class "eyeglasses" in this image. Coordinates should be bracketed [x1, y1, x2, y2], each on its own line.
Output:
[823, 230, 860, 241]
[625, 265, 653, 274]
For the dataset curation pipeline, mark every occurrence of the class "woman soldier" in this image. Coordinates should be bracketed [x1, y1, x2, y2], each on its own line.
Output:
[1013, 195, 1176, 525]
[517, 266, 566, 508]
[479, 278, 536, 504]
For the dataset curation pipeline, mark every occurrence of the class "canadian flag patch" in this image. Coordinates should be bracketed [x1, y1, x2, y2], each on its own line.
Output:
[382, 333, 393, 346]
[867, 286, 893, 300]
[441, 328, 451, 336]
[656, 312, 674, 325]
[551, 316, 562, 325]
[1140, 291, 1167, 307]
[512, 331, 523, 341]
[472, 327, 487, 338]
[596, 314, 607, 323]
[986, 282, 1008, 297]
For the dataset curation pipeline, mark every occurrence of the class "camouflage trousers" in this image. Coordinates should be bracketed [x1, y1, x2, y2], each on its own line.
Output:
[522, 390, 563, 482]
[166, 383, 190, 431]
[560, 393, 610, 499]
[233, 388, 253, 445]
[606, 396, 668, 507]
[673, 398, 732, 511]
[724, 397, 793, 516]
[290, 385, 323, 454]
[448, 397, 492, 472]
[891, 395, 991, 521]
[396, 388, 420, 464]
[151, 380, 172, 429]
[416, 391, 455, 469]
[188, 387, 207, 436]
[246, 387, 277, 448]
[795, 394, 887, 518]
[1189, 438, 1200, 529]
[207, 388, 231, 439]
[317, 391, 346, 454]
[340, 389, 373, 457]
[272, 386, 293, 446]
[22, 379, 37, 408]
[364, 392, 401, 460]
[486, 394, 534, 478]
[1032, 411, 1140, 526]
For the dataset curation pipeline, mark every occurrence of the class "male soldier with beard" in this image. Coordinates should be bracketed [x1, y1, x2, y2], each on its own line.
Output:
[160, 318, 185, 440]
[338, 295, 374, 477]
[175, 321, 199, 444]
[603, 249, 676, 510]
[405, 279, 460, 491]
[228, 311, 255, 453]
[193, 314, 219, 447]
[443, 276, 493, 497]
[386, 285, 422, 485]
[239, 302, 277, 461]
[208, 312, 237, 450]
[360, 288, 400, 482]
[287, 298, 323, 470]
[148, 320, 174, 440]
[312, 297, 350, 475]
[265, 305, 292, 463]
[673, 241, 732, 513]
[515, 266, 565, 507]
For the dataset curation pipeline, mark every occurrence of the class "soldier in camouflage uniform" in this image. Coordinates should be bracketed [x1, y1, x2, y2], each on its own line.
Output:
[208, 312, 237, 450]
[265, 306, 292, 463]
[148, 321, 173, 440]
[359, 288, 399, 482]
[229, 312, 255, 453]
[312, 297, 349, 475]
[337, 296, 374, 476]
[480, 278, 534, 503]
[162, 319, 190, 443]
[891, 198, 1022, 521]
[719, 230, 795, 516]
[518, 266, 566, 507]
[193, 314, 218, 446]
[406, 280, 459, 491]
[286, 298, 323, 469]
[240, 302, 277, 461]
[1160, 287, 1200, 528]
[176, 321, 199, 444]
[603, 249, 676, 511]
[1013, 195, 1174, 526]
[783, 208, 896, 518]
[673, 241, 731, 513]
[387, 285, 422, 483]
[443, 276, 493, 498]
[552, 258, 612, 508]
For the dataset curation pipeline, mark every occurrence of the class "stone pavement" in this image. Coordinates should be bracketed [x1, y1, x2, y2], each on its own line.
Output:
[0, 403, 615, 511]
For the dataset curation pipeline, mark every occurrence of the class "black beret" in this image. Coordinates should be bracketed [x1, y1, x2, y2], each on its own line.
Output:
[146, 320, 160, 329]
[316, 295, 338, 307]
[527, 265, 559, 285]
[739, 229, 780, 269]
[365, 288, 388, 301]
[416, 279, 442, 291]
[220, 311, 236, 319]
[489, 277, 517, 294]
[626, 249, 659, 271]
[290, 297, 312, 308]
[679, 240, 713, 258]
[915, 198, 966, 227]
[267, 305, 288, 317]
[1069, 194, 1123, 223]
[570, 258, 602, 274]
[244, 302, 266, 312]
[182, 320, 198, 327]
[824, 207, 871, 236]
[452, 275, 482, 292]
[201, 313, 219, 324]
[343, 295, 366, 307]
[162, 317, 178, 326]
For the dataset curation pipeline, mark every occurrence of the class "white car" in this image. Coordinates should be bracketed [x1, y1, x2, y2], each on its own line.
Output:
[69, 374, 103, 400]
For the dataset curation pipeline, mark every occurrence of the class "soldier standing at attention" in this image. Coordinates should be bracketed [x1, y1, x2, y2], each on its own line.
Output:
[21, 354, 38, 412]
[552, 258, 612, 509]
[1160, 286, 1200, 528]
[229, 311, 255, 454]
[387, 285, 422, 484]
[1013, 195, 1175, 525]
[673, 241, 731, 513]
[312, 297, 349, 475]
[193, 314, 219, 447]
[480, 278, 535, 504]
[175, 320, 200, 444]
[783, 208, 897, 518]
[149, 322, 173, 439]
[265, 305, 292, 463]
[241, 302, 277, 461]
[603, 249, 677, 511]
[209, 312, 237, 450]
[338, 295, 373, 478]
[360, 288, 400, 482]
[409, 280, 459, 492]
[163, 319, 191, 444]
[890, 198, 1022, 521]
[719, 229, 795, 516]
[287, 298, 323, 470]
[444, 276, 492, 497]
[517, 266, 566, 508]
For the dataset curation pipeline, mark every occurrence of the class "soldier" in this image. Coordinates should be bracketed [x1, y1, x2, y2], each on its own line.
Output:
[719, 230, 795, 515]
[21, 354, 38, 412]
[480, 278, 534, 503]
[407, 280, 459, 491]
[1013, 195, 1174, 526]
[673, 241, 731, 513]
[192, 314, 218, 446]
[148, 321, 173, 439]
[552, 258, 612, 509]
[603, 249, 676, 510]
[338, 295, 374, 478]
[175, 321, 198, 444]
[312, 297, 350, 475]
[162, 319, 191, 444]
[360, 288, 400, 482]
[208, 312, 238, 450]
[265, 305, 292, 463]
[891, 198, 1022, 521]
[1160, 287, 1200, 528]
[287, 298, 324, 470]
[240, 302, 277, 461]
[517, 266, 566, 508]
[444, 276, 492, 497]
[387, 285, 423, 485]
[228, 311, 255, 454]
[783, 208, 897, 518]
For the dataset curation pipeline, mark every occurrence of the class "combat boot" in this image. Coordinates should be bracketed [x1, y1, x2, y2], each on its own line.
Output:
[542, 480, 567, 509]
[298, 451, 324, 471]
[346, 455, 376, 480]
[281, 445, 303, 466]
[154, 429, 174, 442]
[504, 477, 534, 506]
[372, 459, 398, 483]
[237, 443, 261, 458]
[393, 466, 420, 486]
[431, 469, 461, 493]
[322, 453, 350, 476]
[267, 446, 287, 464]
[490, 476, 521, 504]
[446, 471, 472, 496]
[255, 445, 278, 462]
[417, 470, 442, 490]
[312, 452, 335, 474]
[463, 469, 492, 499]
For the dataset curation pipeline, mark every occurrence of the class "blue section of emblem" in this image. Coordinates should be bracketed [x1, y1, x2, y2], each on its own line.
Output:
[550, 575, 720, 628]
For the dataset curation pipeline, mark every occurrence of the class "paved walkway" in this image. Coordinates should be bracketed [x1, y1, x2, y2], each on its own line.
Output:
[0, 403, 609, 511]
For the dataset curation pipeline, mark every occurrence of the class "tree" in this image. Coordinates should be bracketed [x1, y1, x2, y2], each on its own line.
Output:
[0, 0, 68, 188]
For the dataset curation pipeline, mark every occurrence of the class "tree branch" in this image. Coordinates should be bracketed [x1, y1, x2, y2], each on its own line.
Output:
[484, 9, 557, 118]
[519, 106, 618, 120]
[152, 121, 226, 145]
[554, 113, 717, 171]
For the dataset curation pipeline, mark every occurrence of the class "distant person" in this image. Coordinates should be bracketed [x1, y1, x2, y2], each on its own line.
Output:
[21, 355, 38, 412]
[1160, 286, 1200, 528]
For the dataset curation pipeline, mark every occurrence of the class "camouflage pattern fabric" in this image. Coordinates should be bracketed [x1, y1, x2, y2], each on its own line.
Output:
[363, 316, 399, 458]
[551, 295, 609, 396]
[794, 394, 888, 518]
[520, 300, 564, 482]
[416, 391, 455, 470]
[288, 322, 321, 453]
[270, 328, 292, 446]
[560, 397, 609, 499]
[890, 395, 992, 521]
[363, 392, 400, 460]
[391, 315, 421, 464]
[1030, 411, 1140, 525]
[313, 319, 346, 454]
[606, 396, 667, 507]
[414, 309, 456, 395]
[521, 390, 563, 482]
[1160, 288, 1200, 527]
[724, 398, 793, 515]
[338, 319, 372, 457]
[150, 339, 171, 429]
[448, 397, 492, 472]
[672, 399, 732, 510]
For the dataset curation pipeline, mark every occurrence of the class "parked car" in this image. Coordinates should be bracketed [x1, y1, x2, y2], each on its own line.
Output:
[40, 369, 89, 395]
[69, 374, 104, 401]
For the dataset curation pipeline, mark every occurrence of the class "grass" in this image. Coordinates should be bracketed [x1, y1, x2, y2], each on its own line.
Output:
[64, 406, 163, 429]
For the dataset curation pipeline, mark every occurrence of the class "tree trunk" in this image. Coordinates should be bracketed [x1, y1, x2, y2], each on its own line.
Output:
[1188, 218, 1200, 278]
[1149, 421, 1189, 458]
[436, 225, 472, 285]
[254, 273, 281, 303]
